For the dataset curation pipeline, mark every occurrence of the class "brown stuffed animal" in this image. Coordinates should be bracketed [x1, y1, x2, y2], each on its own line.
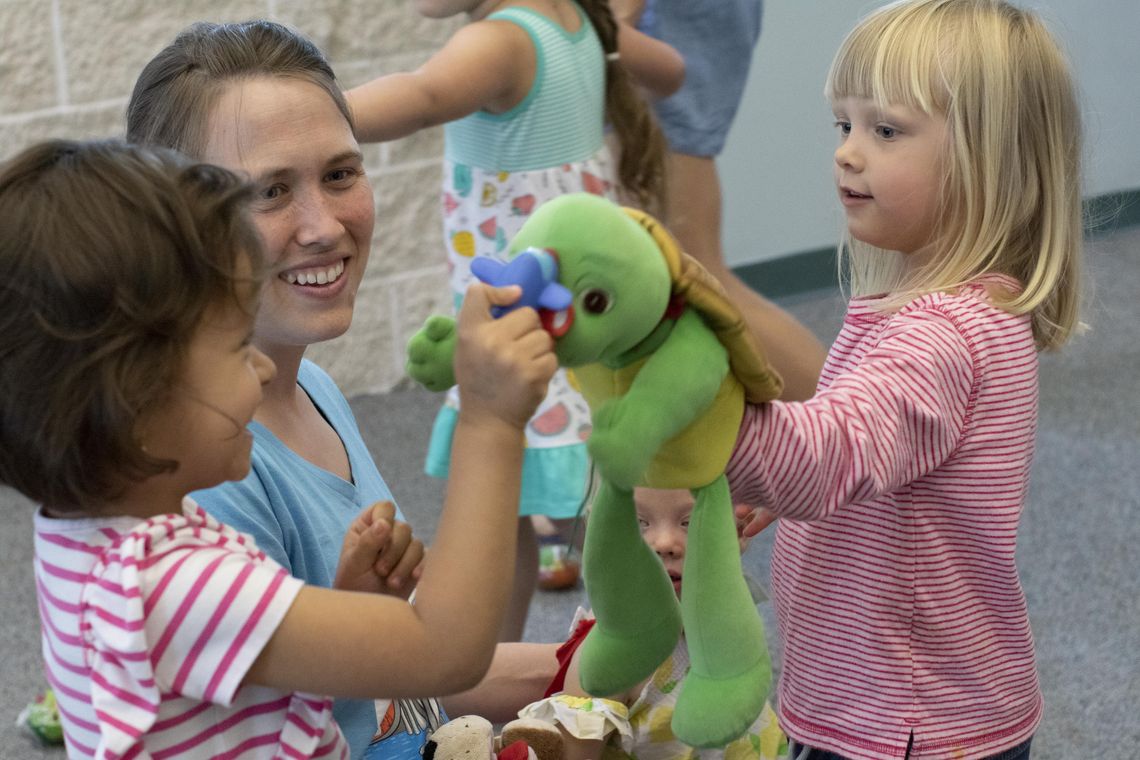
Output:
[501, 717, 563, 760]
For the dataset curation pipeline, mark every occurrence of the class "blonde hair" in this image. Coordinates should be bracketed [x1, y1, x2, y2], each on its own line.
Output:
[825, 0, 1083, 349]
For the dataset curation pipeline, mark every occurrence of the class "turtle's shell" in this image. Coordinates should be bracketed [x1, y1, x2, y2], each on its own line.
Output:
[623, 207, 784, 404]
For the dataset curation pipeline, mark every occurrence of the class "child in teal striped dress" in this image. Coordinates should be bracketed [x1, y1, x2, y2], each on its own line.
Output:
[347, 0, 684, 640]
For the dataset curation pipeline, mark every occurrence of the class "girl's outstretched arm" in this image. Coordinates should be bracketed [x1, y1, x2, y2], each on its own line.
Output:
[347, 19, 535, 143]
[609, 0, 684, 98]
[245, 285, 558, 698]
[615, 18, 684, 98]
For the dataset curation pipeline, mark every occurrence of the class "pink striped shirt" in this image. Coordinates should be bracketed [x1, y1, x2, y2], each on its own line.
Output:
[727, 277, 1042, 760]
[34, 498, 348, 759]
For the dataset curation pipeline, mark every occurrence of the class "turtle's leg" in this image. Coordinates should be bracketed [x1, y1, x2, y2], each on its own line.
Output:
[577, 478, 682, 696]
[671, 474, 772, 748]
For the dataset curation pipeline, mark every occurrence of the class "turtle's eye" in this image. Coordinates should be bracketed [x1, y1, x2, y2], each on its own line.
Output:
[581, 288, 613, 315]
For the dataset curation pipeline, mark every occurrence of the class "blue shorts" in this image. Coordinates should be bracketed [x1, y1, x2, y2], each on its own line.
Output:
[639, 0, 763, 156]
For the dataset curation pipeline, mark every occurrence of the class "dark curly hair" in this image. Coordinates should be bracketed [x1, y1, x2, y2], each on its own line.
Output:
[0, 139, 263, 513]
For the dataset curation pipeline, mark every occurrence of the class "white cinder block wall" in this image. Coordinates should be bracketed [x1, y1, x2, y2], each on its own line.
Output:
[0, 1, 463, 397]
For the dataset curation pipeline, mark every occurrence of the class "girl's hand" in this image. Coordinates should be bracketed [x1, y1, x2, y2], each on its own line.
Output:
[335, 501, 426, 600]
[734, 503, 778, 547]
[454, 283, 557, 432]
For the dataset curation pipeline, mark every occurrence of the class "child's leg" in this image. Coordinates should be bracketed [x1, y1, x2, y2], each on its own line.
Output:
[671, 475, 771, 748]
[577, 480, 681, 696]
[501, 517, 538, 641]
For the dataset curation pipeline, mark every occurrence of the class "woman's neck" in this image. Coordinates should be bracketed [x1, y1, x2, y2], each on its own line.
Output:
[255, 340, 307, 416]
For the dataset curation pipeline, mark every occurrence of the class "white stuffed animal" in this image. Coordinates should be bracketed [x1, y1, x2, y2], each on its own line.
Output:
[423, 715, 562, 760]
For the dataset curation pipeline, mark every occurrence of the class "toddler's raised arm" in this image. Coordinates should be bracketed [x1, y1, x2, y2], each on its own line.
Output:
[245, 284, 556, 699]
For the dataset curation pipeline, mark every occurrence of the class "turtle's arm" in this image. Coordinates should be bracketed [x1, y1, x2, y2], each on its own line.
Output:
[588, 309, 728, 487]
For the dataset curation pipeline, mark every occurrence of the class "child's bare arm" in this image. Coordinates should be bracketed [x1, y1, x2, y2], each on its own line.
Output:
[347, 20, 534, 143]
[609, 0, 684, 98]
[615, 20, 685, 98]
[246, 285, 557, 698]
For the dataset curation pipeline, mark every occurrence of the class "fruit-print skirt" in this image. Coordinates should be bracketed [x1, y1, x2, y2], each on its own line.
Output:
[424, 149, 615, 518]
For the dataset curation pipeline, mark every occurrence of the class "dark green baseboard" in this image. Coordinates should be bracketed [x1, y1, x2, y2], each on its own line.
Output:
[734, 246, 839, 299]
[1085, 187, 1140, 237]
[733, 187, 1140, 299]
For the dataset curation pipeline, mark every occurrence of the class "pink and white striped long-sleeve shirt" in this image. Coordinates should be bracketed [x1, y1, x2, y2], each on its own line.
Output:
[34, 498, 349, 759]
[726, 277, 1042, 760]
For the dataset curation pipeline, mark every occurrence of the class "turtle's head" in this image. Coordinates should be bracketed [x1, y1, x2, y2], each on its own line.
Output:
[509, 194, 671, 368]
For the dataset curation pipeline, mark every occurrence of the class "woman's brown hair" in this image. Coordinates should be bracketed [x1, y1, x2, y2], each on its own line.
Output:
[0, 139, 262, 512]
[127, 19, 351, 157]
[577, 0, 668, 212]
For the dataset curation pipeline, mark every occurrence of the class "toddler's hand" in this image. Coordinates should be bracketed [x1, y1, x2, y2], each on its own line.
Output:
[734, 503, 777, 548]
[335, 501, 426, 599]
[453, 283, 557, 431]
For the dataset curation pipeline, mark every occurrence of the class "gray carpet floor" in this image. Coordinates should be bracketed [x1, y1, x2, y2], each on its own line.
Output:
[1, 226, 1135, 758]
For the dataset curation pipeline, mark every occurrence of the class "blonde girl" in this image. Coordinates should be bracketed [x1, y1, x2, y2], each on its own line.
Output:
[727, 2, 1083, 758]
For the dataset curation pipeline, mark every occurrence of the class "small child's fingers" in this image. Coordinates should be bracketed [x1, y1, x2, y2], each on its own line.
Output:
[346, 502, 395, 554]
[384, 536, 426, 590]
[735, 504, 777, 539]
[481, 283, 524, 310]
[345, 518, 390, 567]
[496, 308, 552, 348]
[334, 509, 392, 591]
[367, 500, 397, 527]
[460, 282, 522, 323]
[372, 519, 412, 575]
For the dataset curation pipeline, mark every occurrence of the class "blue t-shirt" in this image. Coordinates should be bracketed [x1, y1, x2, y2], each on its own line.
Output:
[194, 360, 432, 758]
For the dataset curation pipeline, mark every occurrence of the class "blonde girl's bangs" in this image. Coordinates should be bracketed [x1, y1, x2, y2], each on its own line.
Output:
[825, 1, 956, 116]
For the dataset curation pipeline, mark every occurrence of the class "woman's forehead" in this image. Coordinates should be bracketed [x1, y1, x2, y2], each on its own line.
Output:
[202, 77, 356, 173]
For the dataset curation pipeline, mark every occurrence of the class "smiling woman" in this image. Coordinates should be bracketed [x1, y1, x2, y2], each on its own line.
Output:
[200, 76, 374, 359]
[124, 20, 431, 757]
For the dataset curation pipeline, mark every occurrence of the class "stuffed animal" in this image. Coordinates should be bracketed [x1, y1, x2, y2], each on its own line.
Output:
[406, 193, 783, 748]
[422, 714, 495, 760]
[422, 714, 562, 760]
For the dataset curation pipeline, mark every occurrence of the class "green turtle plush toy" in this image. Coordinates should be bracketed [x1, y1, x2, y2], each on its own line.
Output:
[406, 193, 783, 747]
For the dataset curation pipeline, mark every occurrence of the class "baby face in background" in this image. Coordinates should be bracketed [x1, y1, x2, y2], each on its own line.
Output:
[635, 487, 693, 597]
[635, 487, 761, 598]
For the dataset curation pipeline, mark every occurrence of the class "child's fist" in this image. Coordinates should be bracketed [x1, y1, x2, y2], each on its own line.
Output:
[335, 501, 425, 599]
